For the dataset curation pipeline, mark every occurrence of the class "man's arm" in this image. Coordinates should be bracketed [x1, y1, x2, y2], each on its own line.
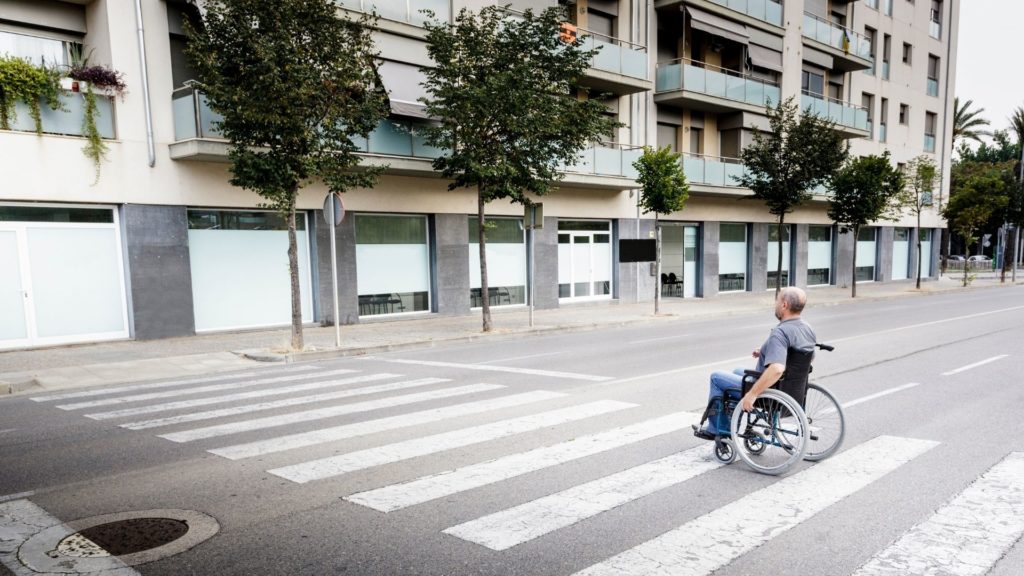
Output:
[741, 362, 784, 412]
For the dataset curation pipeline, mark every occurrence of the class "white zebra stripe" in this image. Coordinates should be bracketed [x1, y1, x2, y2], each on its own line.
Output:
[268, 400, 637, 484]
[30, 364, 319, 402]
[347, 411, 701, 513]
[162, 383, 509, 443]
[55, 368, 357, 410]
[364, 357, 613, 382]
[117, 378, 449, 430]
[444, 445, 723, 551]
[86, 373, 402, 421]
[851, 451, 1024, 576]
[207, 390, 565, 459]
[572, 435, 939, 576]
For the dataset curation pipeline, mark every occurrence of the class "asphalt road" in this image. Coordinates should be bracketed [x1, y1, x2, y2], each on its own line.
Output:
[2, 286, 1023, 576]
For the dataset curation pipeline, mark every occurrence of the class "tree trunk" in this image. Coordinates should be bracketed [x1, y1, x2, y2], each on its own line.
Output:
[962, 232, 971, 287]
[654, 215, 661, 315]
[851, 226, 858, 298]
[287, 203, 304, 351]
[478, 188, 492, 332]
[775, 216, 784, 299]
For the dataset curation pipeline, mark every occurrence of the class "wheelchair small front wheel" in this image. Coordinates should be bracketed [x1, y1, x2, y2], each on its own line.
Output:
[730, 389, 808, 475]
[713, 438, 736, 464]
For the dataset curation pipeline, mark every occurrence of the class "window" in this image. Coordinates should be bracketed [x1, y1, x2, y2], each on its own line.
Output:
[902, 42, 912, 64]
[767, 225, 792, 290]
[0, 30, 77, 67]
[927, 54, 940, 96]
[689, 127, 704, 155]
[884, 0, 893, 15]
[930, 0, 943, 38]
[864, 27, 877, 75]
[355, 214, 431, 316]
[865, 0, 878, 9]
[808, 226, 833, 285]
[925, 112, 937, 152]
[863, 93, 875, 139]
[657, 123, 679, 152]
[468, 218, 526, 307]
[899, 103, 909, 125]
[719, 223, 748, 292]
[880, 98, 889, 142]
[856, 227, 877, 282]
[882, 34, 891, 79]
[802, 70, 825, 97]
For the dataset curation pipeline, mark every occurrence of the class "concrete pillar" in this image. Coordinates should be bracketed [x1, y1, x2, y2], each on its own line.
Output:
[434, 214, 470, 315]
[617, 218, 657, 302]
[534, 216, 560, 309]
[315, 211, 359, 326]
[123, 204, 195, 340]
[930, 228, 942, 279]
[835, 228, 855, 288]
[750, 223, 769, 292]
[878, 226, 895, 282]
[702, 221, 720, 298]
[794, 224, 809, 287]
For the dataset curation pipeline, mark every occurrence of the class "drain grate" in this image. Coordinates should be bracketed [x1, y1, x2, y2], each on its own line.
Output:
[75, 518, 189, 556]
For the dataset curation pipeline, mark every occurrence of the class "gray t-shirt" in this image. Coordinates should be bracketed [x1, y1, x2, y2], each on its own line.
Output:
[755, 318, 817, 372]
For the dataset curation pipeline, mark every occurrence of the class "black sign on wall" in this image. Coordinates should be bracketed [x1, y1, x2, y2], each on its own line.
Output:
[619, 239, 657, 263]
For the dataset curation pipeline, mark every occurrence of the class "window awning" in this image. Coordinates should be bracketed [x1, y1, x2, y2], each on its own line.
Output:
[685, 7, 749, 45]
[748, 44, 783, 72]
[377, 60, 431, 120]
[803, 47, 834, 69]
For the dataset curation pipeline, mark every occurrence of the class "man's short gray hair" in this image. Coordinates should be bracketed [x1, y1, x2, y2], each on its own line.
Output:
[781, 286, 807, 313]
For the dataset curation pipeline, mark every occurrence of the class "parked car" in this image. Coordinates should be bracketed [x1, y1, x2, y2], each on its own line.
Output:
[946, 255, 966, 262]
[967, 255, 991, 263]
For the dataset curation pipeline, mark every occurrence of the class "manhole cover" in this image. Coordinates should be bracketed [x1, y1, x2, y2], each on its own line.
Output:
[59, 517, 189, 556]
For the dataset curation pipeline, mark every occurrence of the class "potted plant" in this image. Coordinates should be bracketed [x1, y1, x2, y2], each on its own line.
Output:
[0, 55, 63, 134]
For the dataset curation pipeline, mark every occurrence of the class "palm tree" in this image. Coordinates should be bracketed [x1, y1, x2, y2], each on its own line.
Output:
[1009, 105, 1024, 146]
[952, 97, 992, 149]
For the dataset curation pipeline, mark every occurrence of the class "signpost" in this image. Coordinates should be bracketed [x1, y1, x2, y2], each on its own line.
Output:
[323, 192, 345, 348]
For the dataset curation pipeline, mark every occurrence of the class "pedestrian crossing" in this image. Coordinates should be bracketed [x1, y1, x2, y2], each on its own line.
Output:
[26, 364, 1024, 575]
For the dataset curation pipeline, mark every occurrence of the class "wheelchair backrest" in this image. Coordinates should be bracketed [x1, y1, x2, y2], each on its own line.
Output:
[777, 348, 814, 407]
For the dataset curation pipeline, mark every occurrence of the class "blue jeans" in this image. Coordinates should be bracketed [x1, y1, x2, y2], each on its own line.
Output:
[705, 368, 746, 434]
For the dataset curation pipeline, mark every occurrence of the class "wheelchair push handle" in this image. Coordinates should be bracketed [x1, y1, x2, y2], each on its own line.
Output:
[816, 343, 835, 352]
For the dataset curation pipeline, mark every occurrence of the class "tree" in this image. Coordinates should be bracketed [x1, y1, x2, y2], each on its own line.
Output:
[421, 6, 618, 332]
[952, 97, 992, 149]
[898, 155, 938, 289]
[1009, 106, 1024, 148]
[186, 0, 388, 351]
[737, 98, 848, 297]
[633, 146, 690, 314]
[945, 161, 1011, 286]
[827, 153, 905, 297]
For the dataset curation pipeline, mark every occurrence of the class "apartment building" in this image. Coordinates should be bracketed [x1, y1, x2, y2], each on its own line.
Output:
[0, 0, 957, 350]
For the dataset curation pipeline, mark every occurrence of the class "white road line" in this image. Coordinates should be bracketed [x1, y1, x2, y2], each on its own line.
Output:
[444, 445, 723, 551]
[29, 364, 318, 402]
[0, 491, 34, 504]
[207, 390, 564, 460]
[347, 411, 701, 513]
[852, 452, 1024, 576]
[941, 355, 1009, 376]
[118, 378, 449, 430]
[606, 355, 751, 386]
[572, 435, 939, 576]
[628, 333, 692, 345]
[363, 357, 612, 382]
[827, 305, 1024, 345]
[268, 400, 637, 484]
[86, 373, 403, 421]
[162, 383, 508, 444]
[55, 368, 358, 410]
[476, 351, 566, 364]
[834, 383, 922, 412]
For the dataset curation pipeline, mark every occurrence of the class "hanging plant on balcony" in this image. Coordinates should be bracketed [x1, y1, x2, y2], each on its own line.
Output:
[67, 62, 126, 181]
[0, 56, 63, 134]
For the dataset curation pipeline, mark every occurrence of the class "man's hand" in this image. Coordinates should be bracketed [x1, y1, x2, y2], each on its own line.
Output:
[741, 393, 756, 412]
[751, 349, 760, 359]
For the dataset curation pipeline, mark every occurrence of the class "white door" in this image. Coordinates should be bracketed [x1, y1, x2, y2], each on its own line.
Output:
[558, 231, 612, 300]
[683, 226, 698, 297]
[0, 229, 31, 349]
[892, 228, 909, 280]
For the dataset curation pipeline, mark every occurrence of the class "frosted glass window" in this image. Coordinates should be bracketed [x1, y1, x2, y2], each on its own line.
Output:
[188, 219, 313, 331]
[0, 231, 28, 341]
[856, 227, 877, 282]
[766, 225, 791, 290]
[469, 217, 526, 306]
[356, 214, 430, 315]
[27, 227, 126, 338]
[558, 234, 572, 298]
[808, 225, 832, 285]
[0, 31, 68, 66]
[593, 234, 612, 296]
[719, 223, 747, 292]
[892, 228, 910, 280]
[919, 230, 932, 277]
[573, 236, 591, 297]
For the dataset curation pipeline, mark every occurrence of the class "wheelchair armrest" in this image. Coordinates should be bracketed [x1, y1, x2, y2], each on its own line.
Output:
[741, 370, 761, 396]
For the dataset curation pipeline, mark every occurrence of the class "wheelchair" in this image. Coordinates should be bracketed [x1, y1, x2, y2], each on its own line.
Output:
[695, 343, 845, 475]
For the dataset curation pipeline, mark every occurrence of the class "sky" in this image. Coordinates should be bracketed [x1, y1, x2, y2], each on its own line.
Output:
[955, 0, 1023, 137]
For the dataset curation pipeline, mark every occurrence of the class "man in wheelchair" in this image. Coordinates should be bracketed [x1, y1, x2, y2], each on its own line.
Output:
[693, 286, 817, 439]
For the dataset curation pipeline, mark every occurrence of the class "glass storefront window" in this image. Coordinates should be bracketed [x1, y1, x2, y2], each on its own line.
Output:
[355, 214, 430, 316]
[468, 217, 526, 307]
[856, 227, 877, 282]
[767, 225, 792, 290]
[808, 225, 832, 286]
[719, 223, 748, 292]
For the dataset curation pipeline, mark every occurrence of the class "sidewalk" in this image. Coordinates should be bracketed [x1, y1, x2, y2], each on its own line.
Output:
[2, 273, 1020, 395]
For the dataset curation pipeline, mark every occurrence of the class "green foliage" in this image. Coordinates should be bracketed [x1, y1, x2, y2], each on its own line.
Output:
[0, 56, 63, 133]
[738, 98, 848, 217]
[952, 97, 991, 149]
[185, 0, 389, 212]
[634, 146, 689, 217]
[956, 130, 1020, 164]
[421, 5, 619, 203]
[829, 152, 906, 232]
[81, 87, 107, 183]
[945, 160, 1011, 285]
[899, 155, 938, 214]
[1010, 106, 1024, 147]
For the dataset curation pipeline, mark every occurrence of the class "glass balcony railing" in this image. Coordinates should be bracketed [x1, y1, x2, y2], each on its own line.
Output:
[927, 78, 939, 97]
[337, 0, 449, 27]
[7, 91, 115, 139]
[682, 154, 746, 187]
[801, 92, 870, 132]
[580, 30, 648, 80]
[172, 84, 224, 140]
[924, 134, 936, 153]
[706, 0, 783, 26]
[656, 59, 781, 108]
[561, 143, 642, 179]
[802, 13, 872, 60]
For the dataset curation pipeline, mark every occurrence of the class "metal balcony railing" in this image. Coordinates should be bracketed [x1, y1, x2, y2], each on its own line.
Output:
[682, 153, 746, 187]
[801, 91, 870, 132]
[6, 91, 115, 139]
[656, 58, 781, 108]
[706, 0, 783, 27]
[802, 13, 872, 60]
[336, 0, 449, 27]
[579, 29, 648, 80]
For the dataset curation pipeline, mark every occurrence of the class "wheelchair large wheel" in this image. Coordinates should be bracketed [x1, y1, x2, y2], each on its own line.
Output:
[730, 389, 808, 475]
[803, 383, 845, 461]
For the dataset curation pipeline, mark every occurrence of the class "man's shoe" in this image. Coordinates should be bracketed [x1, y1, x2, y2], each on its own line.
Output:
[692, 424, 717, 441]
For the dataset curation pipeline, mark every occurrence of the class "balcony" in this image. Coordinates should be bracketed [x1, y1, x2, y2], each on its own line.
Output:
[559, 143, 642, 188]
[336, 0, 449, 28]
[705, 0, 783, 27]
[655, 59, 781, 113]
[800, 92, 870, 138]
[655, 0, 783, 30]
[5, 91, 115, 140]
[683, 154, 747, 189]
[578, 30, 652, 96]
[801, 13, 873, 72]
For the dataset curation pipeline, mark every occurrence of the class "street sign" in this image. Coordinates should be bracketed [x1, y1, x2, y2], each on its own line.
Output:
[323, 192, 345, 227]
